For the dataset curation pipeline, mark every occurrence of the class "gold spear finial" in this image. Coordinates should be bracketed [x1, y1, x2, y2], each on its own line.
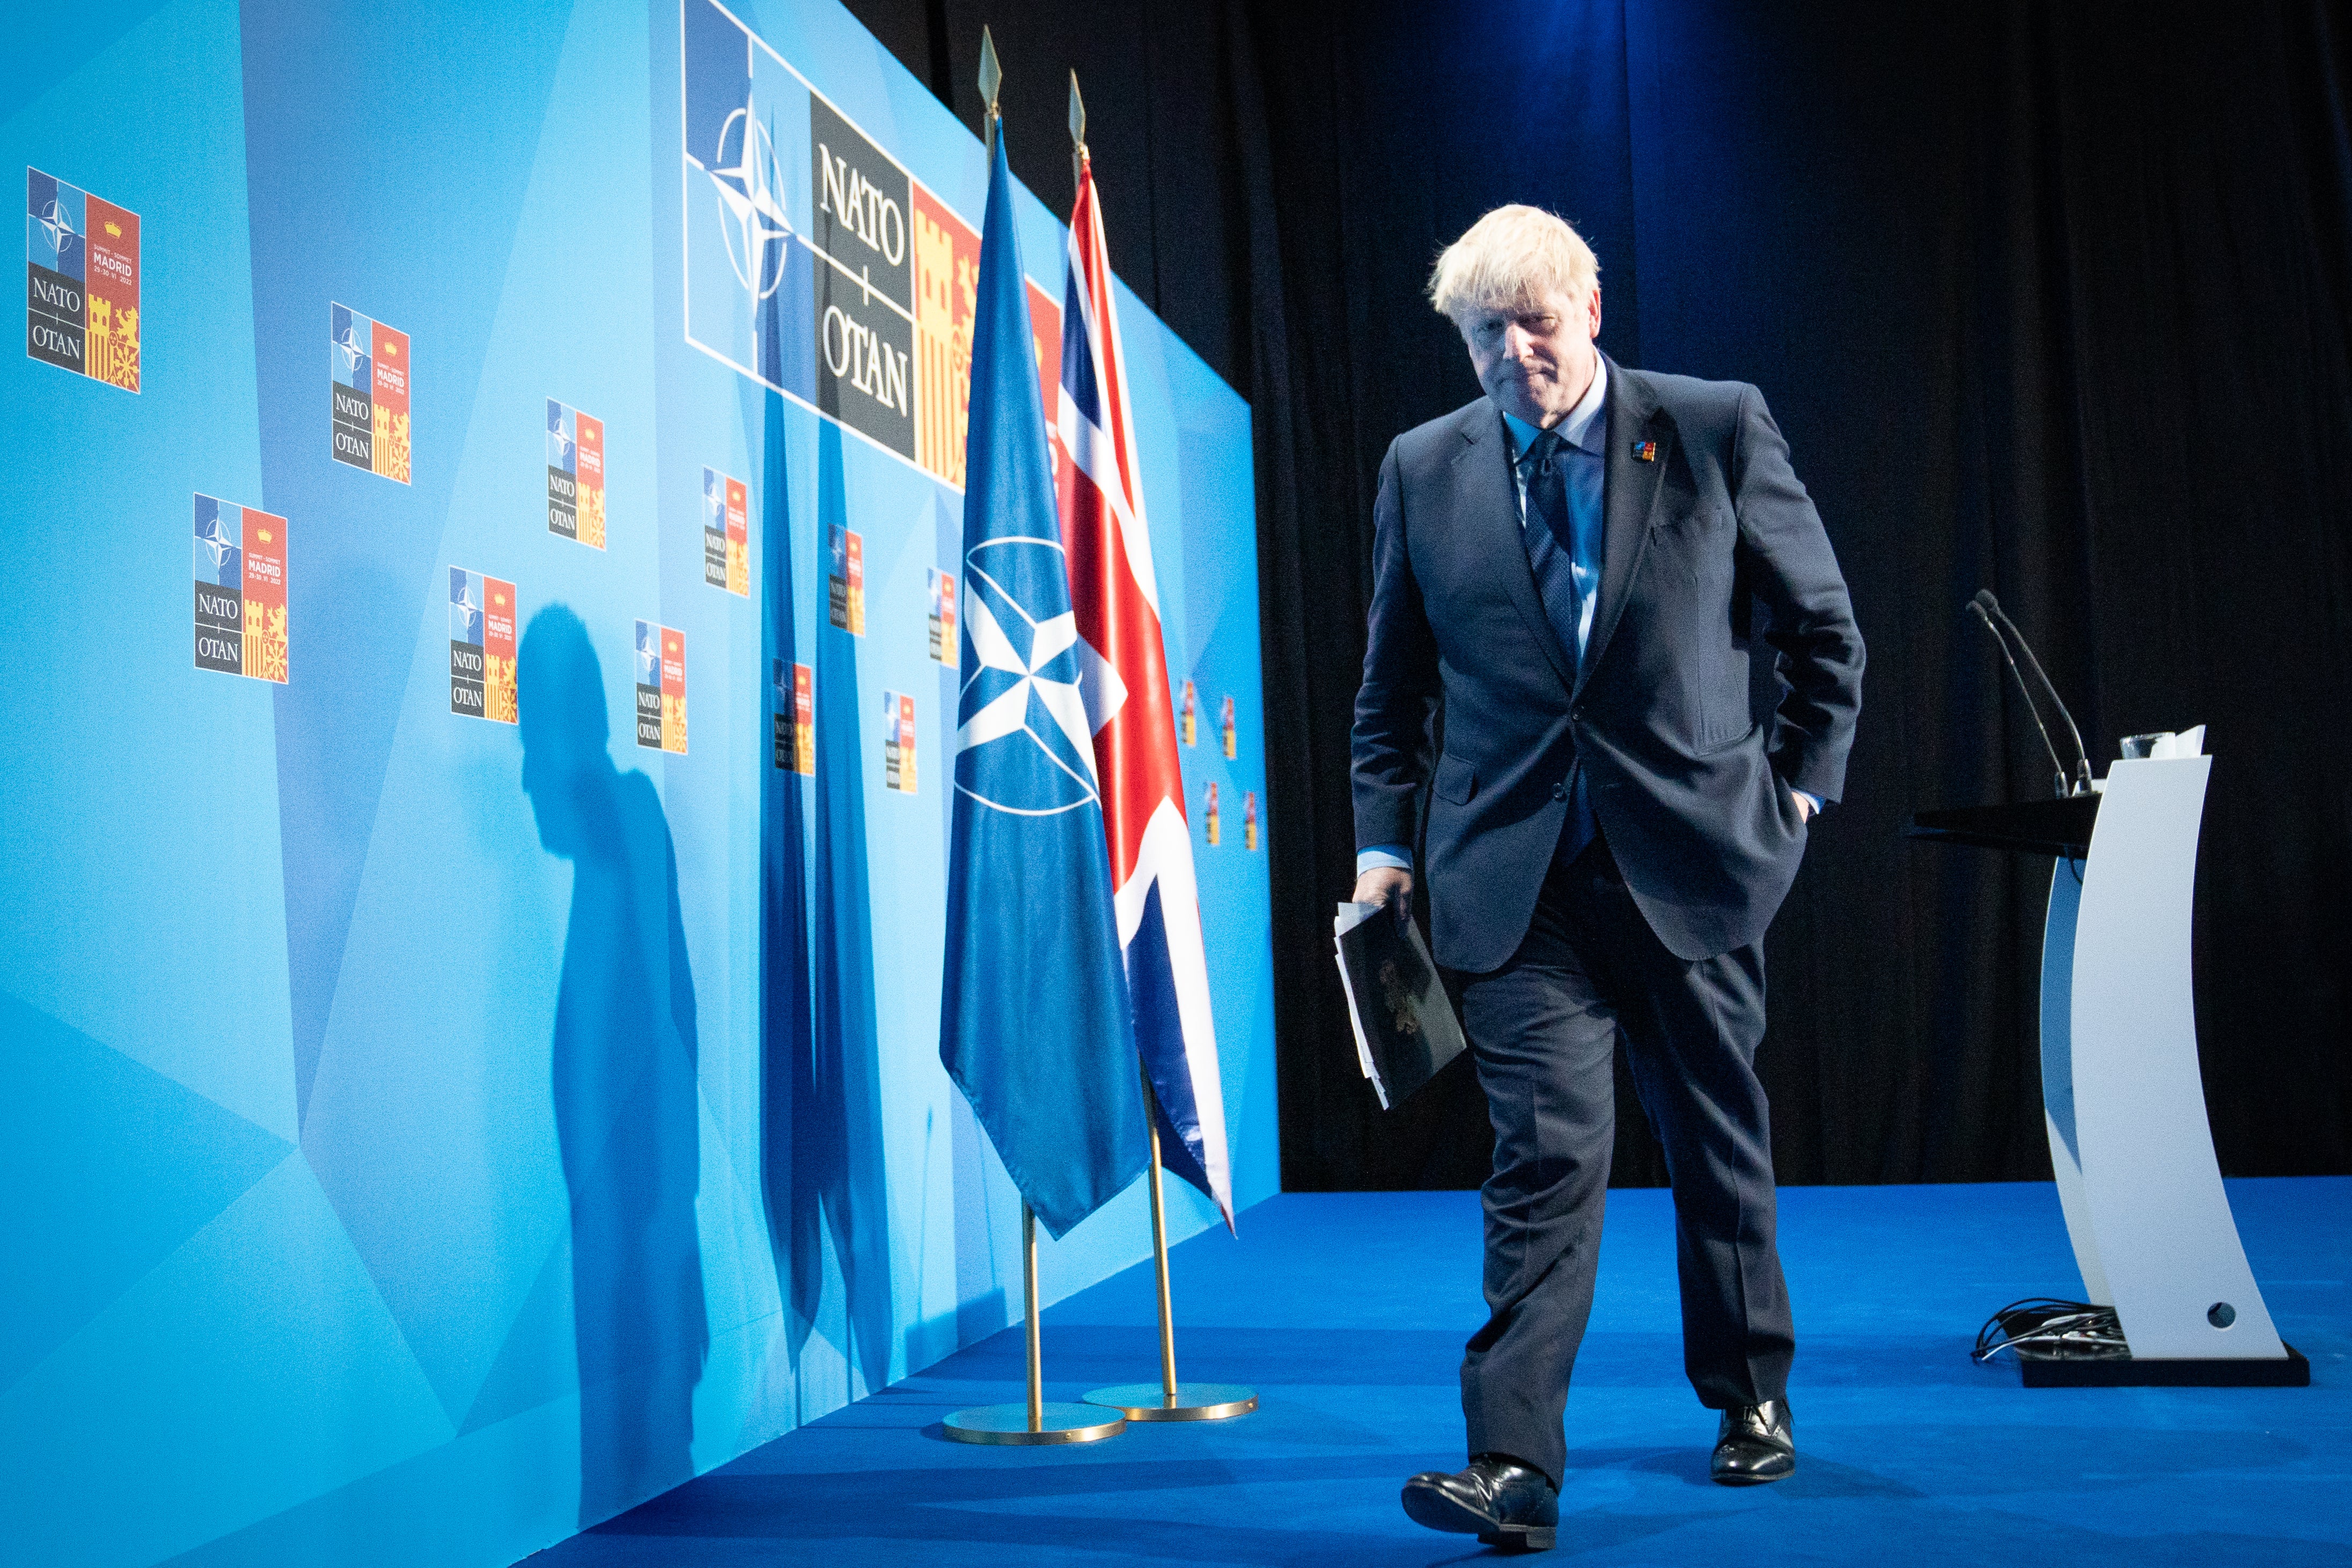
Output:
[1069, 70, 1088, 193]
[978, 27, 1003, 151]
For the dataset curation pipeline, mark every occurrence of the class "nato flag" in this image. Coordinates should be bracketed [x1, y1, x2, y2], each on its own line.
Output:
[939, 132, 1145, 1239]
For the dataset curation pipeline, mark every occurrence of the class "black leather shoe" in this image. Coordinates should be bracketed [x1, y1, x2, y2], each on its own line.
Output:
[1711, 1400, 1796, 1484]
[1400, 1454, 1559, 1551]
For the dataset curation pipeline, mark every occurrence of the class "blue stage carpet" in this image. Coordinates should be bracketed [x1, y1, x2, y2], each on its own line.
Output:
[530, 1180, 2348, 1565]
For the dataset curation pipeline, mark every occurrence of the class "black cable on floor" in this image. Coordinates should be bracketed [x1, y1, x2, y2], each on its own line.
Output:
[1972, 1297, 2129, 1363]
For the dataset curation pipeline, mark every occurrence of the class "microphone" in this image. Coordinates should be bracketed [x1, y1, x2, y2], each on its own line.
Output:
[1969, 599, 2071, 798]
[1971, 590, 2093, 797]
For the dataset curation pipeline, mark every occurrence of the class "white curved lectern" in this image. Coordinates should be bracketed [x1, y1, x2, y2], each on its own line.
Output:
[1916, 745, 2308, 1386]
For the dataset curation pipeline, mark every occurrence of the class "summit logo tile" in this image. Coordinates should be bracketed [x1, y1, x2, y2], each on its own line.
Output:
[703, 466, 748, 595]
[330, 303, 411, 483]
[827, 524, 863, 634]
[449, 568, 517, 723]
[193, 494, 287, 683]
[547, 399, 606, 549]
[926, 567, 957, 663]
[636, 620, 687, 754]
[880, 690, 915, 793]
[774, 659, 813, 774]
[27, 167, 138, 392]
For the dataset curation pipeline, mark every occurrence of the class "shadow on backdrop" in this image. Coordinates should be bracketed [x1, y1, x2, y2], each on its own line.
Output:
[751, 349, 817, 1416]
[518, 605, 708, 1526]
[782, 419, 896, 1402]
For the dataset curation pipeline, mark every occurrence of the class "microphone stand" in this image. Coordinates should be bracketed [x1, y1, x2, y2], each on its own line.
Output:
[1976, 591, 2092, 796]
[1968, 594, 2078, 798]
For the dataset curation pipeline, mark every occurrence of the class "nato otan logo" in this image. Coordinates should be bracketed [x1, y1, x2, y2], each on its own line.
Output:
[331, 303, 411, 483]
[828, 524, 864, 634]
[449, 568, 517, 723]
[881, 690, 917, 793]
[680, 0, 959, 479]
[27, 167, 139, 392]
[702, 466, 748, 596]
[547, 399, 606, 549]
[193, 494, 288, 683]
[927, 567, 958, 665]
[635, 619, 687, 754]
[773, 658, 813, 776]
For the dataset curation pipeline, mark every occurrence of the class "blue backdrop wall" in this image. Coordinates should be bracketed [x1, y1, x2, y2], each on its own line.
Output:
[0, 2, 1275, 1563]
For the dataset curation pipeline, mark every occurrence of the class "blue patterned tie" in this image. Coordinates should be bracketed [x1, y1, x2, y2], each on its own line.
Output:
[1520, 429, 1598, 865]
[1520, 430, 1583, 663]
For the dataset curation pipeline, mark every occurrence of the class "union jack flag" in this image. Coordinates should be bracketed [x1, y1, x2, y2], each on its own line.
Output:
[1054, 150, 1233, 1226]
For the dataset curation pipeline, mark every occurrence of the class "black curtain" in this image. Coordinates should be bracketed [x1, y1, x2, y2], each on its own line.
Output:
[845, 0, 2352, 1189]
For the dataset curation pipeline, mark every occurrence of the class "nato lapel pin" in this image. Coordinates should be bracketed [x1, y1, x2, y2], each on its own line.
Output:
[1631, 439, 1658, 463]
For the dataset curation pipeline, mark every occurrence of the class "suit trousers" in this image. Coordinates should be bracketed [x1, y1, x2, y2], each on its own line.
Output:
[1456, 833, 1793, 1487]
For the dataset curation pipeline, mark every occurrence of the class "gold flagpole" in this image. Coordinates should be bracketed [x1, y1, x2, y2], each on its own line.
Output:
[1024, 1203, 1046, 1431]
[940, 42, 1126, 1448]
[1083, 1066, 1256, 1422]
[945, 1201, 1126, 1444]
[1063, 66, 1254, 1430]
[1148, 1107, 1180, 1399]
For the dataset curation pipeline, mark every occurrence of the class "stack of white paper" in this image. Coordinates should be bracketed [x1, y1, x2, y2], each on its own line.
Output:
[1334, 902, 1385, 1107]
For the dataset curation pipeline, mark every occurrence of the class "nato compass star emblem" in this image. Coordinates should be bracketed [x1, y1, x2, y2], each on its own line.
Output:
[37, 197, 79, 260]
[195, 513, 240, 583]
[709, 96, 792, 302]
[953, 538, 1107, 816]
[451, 577, 483, 644]
[335, 320, 370, 378]
[637, 623, 660, 687]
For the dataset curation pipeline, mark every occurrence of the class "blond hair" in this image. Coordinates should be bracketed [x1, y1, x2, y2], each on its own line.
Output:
[1427, 205, 1600, 327]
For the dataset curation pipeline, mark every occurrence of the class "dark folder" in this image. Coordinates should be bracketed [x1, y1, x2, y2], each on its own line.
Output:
[1334, 904, 1468, 1109]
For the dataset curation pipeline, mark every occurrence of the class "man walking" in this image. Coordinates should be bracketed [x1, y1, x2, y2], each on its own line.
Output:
[1351, 206, 1863, 1551]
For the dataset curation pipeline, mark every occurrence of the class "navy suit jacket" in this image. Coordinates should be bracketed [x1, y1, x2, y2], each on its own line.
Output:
[1351, 356, 1864, 969]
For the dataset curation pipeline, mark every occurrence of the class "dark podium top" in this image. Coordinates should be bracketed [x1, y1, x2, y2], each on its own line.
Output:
[1907, 795, 2100, 857]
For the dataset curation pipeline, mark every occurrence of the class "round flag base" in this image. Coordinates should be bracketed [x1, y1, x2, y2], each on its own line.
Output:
[1082, 1382, 1259, 1422]
[942, 1401, 1127, 1445]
